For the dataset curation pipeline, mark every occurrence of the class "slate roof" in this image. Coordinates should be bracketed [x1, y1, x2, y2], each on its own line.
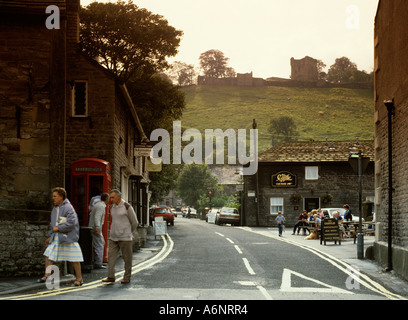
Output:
[258, 140, 374, 163]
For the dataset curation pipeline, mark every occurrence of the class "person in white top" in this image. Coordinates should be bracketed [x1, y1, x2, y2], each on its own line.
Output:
[88, 193, 109, 269]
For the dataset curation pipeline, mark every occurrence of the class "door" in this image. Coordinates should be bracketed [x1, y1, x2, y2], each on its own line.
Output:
[304, 197, 320, 212]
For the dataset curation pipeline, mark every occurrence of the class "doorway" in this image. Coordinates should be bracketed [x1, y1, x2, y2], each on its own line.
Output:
[304, 197, 320, 212]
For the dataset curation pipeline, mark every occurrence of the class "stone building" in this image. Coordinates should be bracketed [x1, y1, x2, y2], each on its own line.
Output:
[290, 56, 319, 82]
[0, 0, 151, 276]
[242, 140, 374, 227]
[373, 0, 408, 281]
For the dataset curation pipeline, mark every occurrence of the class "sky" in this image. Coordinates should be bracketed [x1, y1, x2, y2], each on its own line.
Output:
[80, 0, 379, 79]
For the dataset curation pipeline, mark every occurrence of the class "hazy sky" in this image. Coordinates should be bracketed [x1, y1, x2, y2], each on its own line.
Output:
[81, 0, 379, 79]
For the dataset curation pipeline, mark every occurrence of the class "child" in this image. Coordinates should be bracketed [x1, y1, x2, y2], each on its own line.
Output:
[275, 211, 285, 237]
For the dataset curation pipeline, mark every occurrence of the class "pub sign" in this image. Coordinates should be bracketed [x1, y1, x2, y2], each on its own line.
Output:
[271, 171, 297, 187]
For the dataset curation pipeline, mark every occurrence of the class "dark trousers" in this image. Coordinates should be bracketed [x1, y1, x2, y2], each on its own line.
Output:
[293, 221, 308, 234]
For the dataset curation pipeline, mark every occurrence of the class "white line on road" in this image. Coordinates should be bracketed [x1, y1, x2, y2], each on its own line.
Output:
[242, 258, 256, 275]
[215, 232, 225, 237]
[237, 281, 273, 300]
[234, 245, 243, 254]
[226, 237, 234, 244]
[256, 285, 273, 300]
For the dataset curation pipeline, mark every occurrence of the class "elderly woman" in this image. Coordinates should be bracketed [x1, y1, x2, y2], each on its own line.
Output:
[37, 187, 84, 287]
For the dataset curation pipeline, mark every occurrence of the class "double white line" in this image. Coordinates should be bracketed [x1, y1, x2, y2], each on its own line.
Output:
[3, 234, 174, 300]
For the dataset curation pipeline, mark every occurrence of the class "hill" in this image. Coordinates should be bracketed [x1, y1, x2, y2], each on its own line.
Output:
[180, 85, 374, 153]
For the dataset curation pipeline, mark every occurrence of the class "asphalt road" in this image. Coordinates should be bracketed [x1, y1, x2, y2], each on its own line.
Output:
[18, 217, 395, 301]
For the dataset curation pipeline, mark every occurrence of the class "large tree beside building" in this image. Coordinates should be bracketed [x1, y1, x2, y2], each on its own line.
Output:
[80, 0, 185, 202]
[80, 0, 183, 82]
[79, 0, 186, 133]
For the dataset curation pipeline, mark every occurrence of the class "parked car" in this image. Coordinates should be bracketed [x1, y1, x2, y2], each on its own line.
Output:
[321, 208, 362, 222]
[153, 206, 174, 226]
[183, 208, 197, 218]
[215, 207, 240, 226]
[206, 208, 220, 224]
[175, 208, 182, 217]
[170, 208, 177, 217]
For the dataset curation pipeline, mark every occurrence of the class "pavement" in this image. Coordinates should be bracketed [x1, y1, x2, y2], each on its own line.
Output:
[1, 224, 408, 299]
[0, 232, 163, 297]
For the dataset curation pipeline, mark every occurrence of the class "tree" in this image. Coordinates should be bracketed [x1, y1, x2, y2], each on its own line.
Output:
[127, 74, 185, 135]
[80, 0, 183, 82]
[167, 61, 196, 86]
[148, 164, 179, 205]
[317, 59, 327, 80]
[268, 116, 298, 146]
[176, 164, 218, 209]
[327, 57, 358, 83]
[199, 49, 235, 78]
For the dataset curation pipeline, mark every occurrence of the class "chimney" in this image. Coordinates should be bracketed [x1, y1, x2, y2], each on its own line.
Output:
[66, 0, 80, 55]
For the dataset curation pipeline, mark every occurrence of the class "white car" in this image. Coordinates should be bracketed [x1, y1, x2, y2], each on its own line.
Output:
[183, 208, 197, 218]
[206, 208, 220, 224]
[321, 208, 362, 222]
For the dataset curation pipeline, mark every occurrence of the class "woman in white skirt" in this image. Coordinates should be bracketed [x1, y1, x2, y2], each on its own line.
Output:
[38, 187, 84, 287]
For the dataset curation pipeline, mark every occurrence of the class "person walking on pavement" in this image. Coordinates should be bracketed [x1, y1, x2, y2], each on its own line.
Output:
[102, 189, 138, 284]
[88, 193, 109, 269]
[38, 187, 84, 287]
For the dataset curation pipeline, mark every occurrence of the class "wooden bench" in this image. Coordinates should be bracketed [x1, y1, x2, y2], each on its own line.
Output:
[343, 222, 375, 244]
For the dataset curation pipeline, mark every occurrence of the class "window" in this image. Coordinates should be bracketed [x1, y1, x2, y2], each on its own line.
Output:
[305, 166, 319, 180]
[72, 81, 88, 117]
[270, 197, 283, 215]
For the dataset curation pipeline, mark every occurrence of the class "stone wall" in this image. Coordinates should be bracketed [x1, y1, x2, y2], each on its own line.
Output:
[0, 209, 50, 277]
[374, 0, 408, 248]
[0, 11, 65, 210]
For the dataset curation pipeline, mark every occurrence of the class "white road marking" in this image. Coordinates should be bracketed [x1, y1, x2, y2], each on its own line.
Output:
[280, 268, 354, 294]
[237, 281, 273, 300]
[256, 285, 273, 300]
[3, 234, 175, 300]
[234, 245, 243, 254]
[238, 226, 407, 300]
[242, 258, 256, 275]
[226, 237, 234, 244]
[215, 232, 225, 237]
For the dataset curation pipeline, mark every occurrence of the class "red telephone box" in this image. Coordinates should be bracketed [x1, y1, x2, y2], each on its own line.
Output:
[71, 158, 111, 262]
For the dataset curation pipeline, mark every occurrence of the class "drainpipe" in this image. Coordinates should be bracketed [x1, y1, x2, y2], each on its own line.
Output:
[384, 99, 394, 272]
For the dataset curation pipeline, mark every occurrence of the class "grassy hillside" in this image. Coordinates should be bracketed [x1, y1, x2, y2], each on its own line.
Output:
[180, 85, 374, 153]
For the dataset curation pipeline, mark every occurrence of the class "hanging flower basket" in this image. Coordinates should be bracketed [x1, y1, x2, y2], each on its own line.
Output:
[290, 193, 302, 204]
[322, 193, 333, 204]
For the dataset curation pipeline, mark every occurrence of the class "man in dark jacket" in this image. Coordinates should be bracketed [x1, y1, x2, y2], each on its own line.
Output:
[292, 210, 309, 235]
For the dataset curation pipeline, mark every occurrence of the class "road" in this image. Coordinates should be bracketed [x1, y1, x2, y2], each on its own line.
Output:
[9, 217, 403, 301]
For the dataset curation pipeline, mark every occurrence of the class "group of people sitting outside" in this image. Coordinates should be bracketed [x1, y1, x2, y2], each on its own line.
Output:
[291, 205, 352, 240]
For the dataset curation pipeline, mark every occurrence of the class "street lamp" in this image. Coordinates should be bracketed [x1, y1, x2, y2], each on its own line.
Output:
[349, 150, 370, 259]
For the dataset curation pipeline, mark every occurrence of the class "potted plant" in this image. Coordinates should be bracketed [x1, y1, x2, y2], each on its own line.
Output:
[290, 193, 302, 204]
[322, 193, 333, 204]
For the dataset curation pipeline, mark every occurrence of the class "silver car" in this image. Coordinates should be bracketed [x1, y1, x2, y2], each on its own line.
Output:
[215, 207, 240, 226]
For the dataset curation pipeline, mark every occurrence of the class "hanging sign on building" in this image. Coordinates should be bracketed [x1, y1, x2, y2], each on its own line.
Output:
[271, 171, 297, 187]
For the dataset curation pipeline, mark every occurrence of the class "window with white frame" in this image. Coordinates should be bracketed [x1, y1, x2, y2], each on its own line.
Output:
[72, 80, 88, 117]
[270, 197, 283, 215]
[305, 166, 319, 180]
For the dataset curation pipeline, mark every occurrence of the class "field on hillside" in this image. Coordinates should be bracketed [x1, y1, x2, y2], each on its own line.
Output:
[180, 85, 374, 153]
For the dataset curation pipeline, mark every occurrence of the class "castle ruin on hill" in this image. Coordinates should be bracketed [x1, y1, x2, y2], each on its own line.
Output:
[196, 56, 371, 89]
